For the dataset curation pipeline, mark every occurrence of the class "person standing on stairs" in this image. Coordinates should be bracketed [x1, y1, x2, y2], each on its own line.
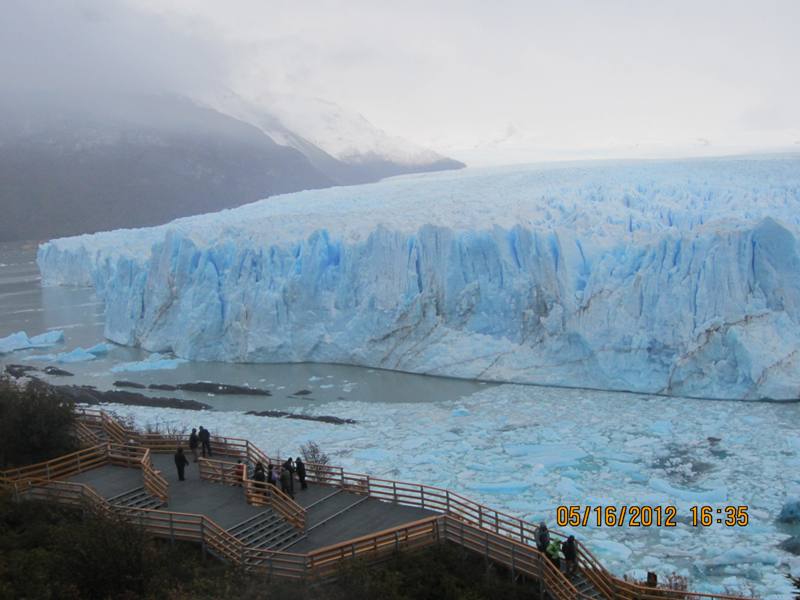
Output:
[189, 428, 199, 462]
[280, 466, 293, 498]
[174, 447, 189, 481]
[562, 535, 578, 576]
[295, 457, 307, 490]
[253, 462, 267, 495]
[536, 522, 550, 553]
[283, 458, 296, 495]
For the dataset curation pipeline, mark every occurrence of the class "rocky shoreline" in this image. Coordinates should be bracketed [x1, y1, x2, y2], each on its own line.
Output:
[4, 364, 356, 424]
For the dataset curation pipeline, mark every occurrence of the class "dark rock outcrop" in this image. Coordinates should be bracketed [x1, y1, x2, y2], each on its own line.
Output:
[245, 410, 355, 425]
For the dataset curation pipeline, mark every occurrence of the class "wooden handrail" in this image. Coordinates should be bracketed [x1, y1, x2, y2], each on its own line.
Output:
[0, 444, 108, 484]
[242, 475, 306, 530]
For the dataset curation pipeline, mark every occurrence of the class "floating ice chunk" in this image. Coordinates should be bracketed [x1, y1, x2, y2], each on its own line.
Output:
[704, 547, 780, 567]
[648, 420, 673, 435]
[0, 330, 65, 353]
[86, 342, 111, 355]
[466, 482, 531, 495]
[111, 353, 188, 373]
[648, 478, 727, 503]
[504, 443, 587, 469]
[451, 407, 470, 417]
[55, 348, 98, 363]
[319, 384, 334, 389]
[0, 332, 31, 353]
[29, 330, 65, 346]
[28, 346, 98, 363]
[353, 448, 393, 462]
[592, 539, 632, 561]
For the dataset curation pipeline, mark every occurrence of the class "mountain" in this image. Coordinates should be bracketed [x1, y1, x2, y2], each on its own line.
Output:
[0, 93, 463, 242]
[204, 92, 465, 185]
[38, 155, 800, 400]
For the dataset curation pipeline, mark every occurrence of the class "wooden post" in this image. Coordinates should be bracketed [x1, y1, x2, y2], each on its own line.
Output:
[200, 519, 207, 560]
[420, 485, 425, 509]
[393, 481, 398, 503]
[510, 544, 516, 581]
[478, 505, 483, 528]
[169, 513, 175, 545]
[446, 490, 451, 513]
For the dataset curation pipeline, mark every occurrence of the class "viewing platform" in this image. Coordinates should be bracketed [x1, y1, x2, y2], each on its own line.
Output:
[0, 408, 750, 600]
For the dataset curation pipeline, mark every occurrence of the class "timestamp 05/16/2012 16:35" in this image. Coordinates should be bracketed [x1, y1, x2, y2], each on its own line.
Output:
[555, 505, 749, 528]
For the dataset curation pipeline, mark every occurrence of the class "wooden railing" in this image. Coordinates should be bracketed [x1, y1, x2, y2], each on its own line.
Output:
[0, 444, 107, 485]
[440, 516, 584, 599]
[304, 515, 442, 579]
[69, 409, 751, 600]
[11, 477, 111, 515]
[242, 475, 306, 530]
[141, 449, 169, 503]
[198, 458, 242, 486]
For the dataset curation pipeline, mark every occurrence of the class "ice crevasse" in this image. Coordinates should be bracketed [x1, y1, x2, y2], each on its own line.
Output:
[37, 156, 800, 400]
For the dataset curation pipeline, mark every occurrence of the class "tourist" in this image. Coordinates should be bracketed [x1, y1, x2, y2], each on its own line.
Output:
[253, 462, 267, 494]
[174, 447, 189, 481]
[198, 426, 212, 457]
[546, 539, 562, 569]
[283, 458, 295, 494]
[280, 466, 293, 498]
[562, 535, 578, 576]
[271, 464, 280, 487]
[536, 521, 550, 553]
[295, 457, 307, 490]
[188, 428, 199, 462]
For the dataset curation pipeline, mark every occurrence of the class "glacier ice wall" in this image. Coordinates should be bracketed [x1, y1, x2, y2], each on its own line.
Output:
[38, 157, 800, 399]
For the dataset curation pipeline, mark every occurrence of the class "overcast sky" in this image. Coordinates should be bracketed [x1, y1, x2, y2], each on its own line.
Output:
[4, 0, 799, 164]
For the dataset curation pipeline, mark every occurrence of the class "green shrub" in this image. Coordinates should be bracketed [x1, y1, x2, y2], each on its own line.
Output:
[0, 377, 77, 468]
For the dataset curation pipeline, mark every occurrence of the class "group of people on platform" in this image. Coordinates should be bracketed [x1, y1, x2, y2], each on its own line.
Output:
[536, 521, 578, 577]
[172, 426, 307, 497]
[249, 458, 307, 498]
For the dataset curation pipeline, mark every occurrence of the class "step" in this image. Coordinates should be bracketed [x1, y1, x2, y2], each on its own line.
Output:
[305, 495, 369, 533]
[108, 486, 163, 510]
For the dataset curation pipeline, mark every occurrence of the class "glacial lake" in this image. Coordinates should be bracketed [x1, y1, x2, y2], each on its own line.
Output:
[1, 239, 798, 597]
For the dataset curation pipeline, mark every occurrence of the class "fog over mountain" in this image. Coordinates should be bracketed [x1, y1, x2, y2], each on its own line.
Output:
[0, 1, 462, 242]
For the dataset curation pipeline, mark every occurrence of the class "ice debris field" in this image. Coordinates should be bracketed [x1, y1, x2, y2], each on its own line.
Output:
[103, 384, 800, 598]
[37, 156, 800, 400]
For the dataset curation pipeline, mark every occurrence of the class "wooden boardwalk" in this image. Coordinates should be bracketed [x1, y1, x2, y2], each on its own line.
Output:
[0, 408, 750, 600]
[69, 458, 433, 549]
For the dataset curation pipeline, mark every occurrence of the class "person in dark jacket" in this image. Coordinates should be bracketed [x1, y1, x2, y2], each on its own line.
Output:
[283, 458, 295, 494]
[252, 462, 267, 495]
[562, 535, 578, 576]
[295, 457, 307, 490]
[536, 522, 550, 553]
[188, 428, 199, 462]
[174, 447, 189, 481]
[280, 466, 293, 498]
[198, 426, 212, 457]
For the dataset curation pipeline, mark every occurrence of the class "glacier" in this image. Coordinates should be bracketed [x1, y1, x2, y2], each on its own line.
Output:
[37, 156, 800, 400]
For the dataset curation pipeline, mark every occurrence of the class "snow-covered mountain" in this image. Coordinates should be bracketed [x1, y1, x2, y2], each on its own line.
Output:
[204, 91, 464, 184]
[0, 91, 463, 241]
[37, 155, 800, 400]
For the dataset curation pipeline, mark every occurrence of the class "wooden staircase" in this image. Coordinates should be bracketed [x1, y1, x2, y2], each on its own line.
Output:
[228, 511, 304, 554]
[108, 486, 164, 510]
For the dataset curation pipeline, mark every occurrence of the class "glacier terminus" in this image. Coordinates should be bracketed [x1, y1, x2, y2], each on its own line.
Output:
[38, 156, 800, 400]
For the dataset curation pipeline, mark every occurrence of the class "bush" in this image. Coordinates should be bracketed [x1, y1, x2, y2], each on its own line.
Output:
[0, 377, 77, 468]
